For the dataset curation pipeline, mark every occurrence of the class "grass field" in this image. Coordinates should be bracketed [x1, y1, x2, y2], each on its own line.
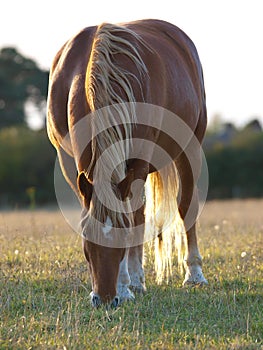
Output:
[0, 200, 262, 349]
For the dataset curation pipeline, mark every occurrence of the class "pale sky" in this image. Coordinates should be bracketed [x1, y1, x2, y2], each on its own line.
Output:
[1, 0, 263, 127]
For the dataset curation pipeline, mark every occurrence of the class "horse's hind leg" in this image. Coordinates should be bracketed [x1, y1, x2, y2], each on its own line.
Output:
[177, 150, 207, 286]
[181, 199, 207, 286]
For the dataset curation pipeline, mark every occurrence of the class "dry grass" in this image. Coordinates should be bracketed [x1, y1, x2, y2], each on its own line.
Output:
[0, 200, 262, 349]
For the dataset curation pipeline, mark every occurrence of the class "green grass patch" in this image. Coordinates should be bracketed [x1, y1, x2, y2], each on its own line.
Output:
[0, 202, 262, 349]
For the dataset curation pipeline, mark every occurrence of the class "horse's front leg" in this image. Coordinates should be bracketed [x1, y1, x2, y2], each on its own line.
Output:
[117, 198, 146, 300]
[117, 159, 149, 294]
[117, 248, 135, 303]
[128, 244, 146, 293]
[128, 193, 147, 293]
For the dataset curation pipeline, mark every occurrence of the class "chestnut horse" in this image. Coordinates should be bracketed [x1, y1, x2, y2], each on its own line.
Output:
[47, 19, 208, 307]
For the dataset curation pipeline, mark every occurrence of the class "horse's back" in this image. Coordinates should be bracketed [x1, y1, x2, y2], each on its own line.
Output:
[47, 19, 206, 148]
[127, 20, 206, 122]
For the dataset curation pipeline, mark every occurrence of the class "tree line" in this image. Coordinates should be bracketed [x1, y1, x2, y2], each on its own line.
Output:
[204, 120, 263, 199]
[0, 47, 262, 207]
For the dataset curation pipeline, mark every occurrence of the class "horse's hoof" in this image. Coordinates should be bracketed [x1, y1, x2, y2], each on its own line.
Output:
[183, 274, 208, 287]
[117, 285, 135, 304]
[90, 292, 102, 307]
[130, 284, 147, 294]
[183, 261, 208, 287]
[183, 279, 208, 288]
[111, 296, 120, 308]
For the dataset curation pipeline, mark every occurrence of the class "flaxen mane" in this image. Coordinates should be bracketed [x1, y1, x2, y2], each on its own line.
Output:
[83, 23, 148, 236]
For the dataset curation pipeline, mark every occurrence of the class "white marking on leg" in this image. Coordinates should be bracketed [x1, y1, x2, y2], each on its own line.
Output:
[117, 249, 135, 302]
[128, 248, 146, 293]
[183, 255, 208, 286]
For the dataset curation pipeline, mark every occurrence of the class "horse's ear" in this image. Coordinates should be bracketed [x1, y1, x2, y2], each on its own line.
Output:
[77, 172, 92, 203]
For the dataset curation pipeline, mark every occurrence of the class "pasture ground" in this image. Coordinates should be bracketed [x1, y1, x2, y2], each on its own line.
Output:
[0, 200, 262, 349]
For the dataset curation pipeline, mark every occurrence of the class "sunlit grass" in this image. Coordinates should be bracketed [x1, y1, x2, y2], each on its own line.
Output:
[0, 200, 262, 349]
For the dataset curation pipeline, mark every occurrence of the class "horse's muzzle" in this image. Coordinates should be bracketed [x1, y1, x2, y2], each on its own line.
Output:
[90, 292, 120, 308]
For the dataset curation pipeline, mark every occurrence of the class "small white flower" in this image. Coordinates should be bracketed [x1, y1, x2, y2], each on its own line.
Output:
[241, 251, 247, 258]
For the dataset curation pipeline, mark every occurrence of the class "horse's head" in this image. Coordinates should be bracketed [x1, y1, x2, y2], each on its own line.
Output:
[77, 171, 135, 307]
[82, 240, 125, 307]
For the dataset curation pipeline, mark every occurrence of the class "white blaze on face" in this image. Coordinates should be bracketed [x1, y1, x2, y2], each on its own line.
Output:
[102, 216, 113, 237]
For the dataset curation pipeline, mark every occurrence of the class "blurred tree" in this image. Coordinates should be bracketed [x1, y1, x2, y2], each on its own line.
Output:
[207, 113, 224, 134]
[0, 47, 49, 128]
[0, 126, 56, 206]
[243, 118, 262, 133]
[205, 122, 263, 199]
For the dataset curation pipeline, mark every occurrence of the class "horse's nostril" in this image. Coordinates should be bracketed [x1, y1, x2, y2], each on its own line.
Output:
[111, 296, 119, 308]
